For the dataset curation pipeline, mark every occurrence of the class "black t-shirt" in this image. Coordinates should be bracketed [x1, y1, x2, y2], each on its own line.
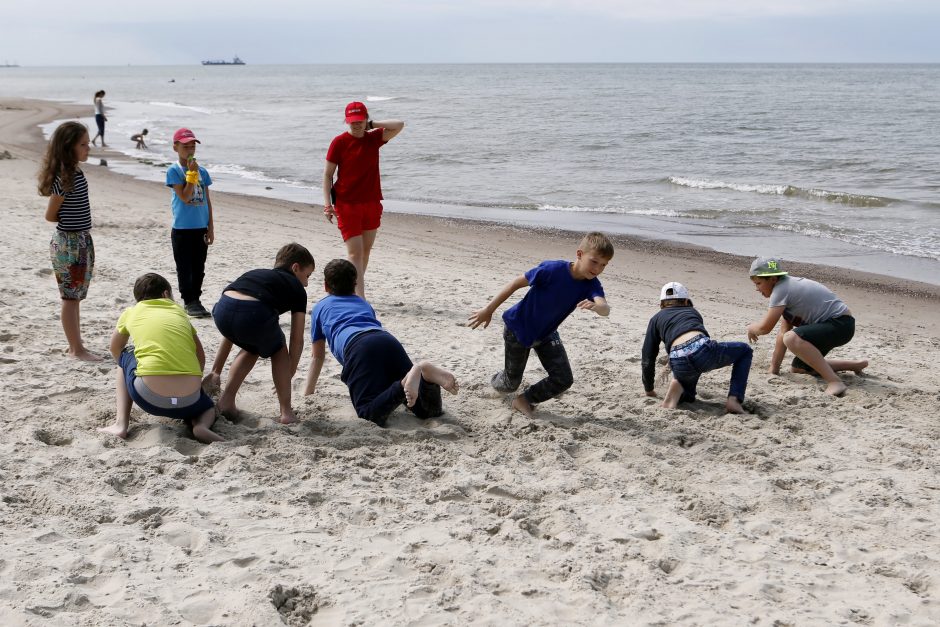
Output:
[225, 268, 307, 315]
[641, 306, 709, 392]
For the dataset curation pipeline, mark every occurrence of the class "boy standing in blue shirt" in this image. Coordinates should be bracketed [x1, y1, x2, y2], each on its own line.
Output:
[166, 128, 214, 318]
[469, 232, 613, 417]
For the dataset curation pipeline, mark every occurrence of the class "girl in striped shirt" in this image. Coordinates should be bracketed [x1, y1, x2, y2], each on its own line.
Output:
[38, 121, 102, 361]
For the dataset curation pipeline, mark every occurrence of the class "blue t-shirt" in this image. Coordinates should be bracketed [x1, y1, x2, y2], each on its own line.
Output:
[166, 162, 212, 229]
[502, 260, 605, 348]
[310, 294, 383, 366]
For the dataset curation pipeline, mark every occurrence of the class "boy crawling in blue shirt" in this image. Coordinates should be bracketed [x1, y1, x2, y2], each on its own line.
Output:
[304, 259, 459, 426]
[469, 232, 613, 417]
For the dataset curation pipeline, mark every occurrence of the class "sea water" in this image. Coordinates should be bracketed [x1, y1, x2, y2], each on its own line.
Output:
[4, 63, 939, 283]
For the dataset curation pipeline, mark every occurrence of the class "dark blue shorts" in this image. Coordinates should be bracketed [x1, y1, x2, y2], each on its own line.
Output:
[212, 294, 285, 358]
[120, 348, 214, 420]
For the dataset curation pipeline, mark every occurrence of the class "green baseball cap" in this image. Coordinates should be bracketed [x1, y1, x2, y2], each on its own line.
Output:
[749, 257, 788, 277]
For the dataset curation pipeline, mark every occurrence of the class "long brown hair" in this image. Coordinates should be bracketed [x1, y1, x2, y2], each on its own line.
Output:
[38, 121, 87, 196]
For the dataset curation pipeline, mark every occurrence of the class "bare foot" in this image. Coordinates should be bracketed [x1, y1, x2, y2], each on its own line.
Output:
[216, 399, 240, 420]
[97, 424, 128, 439]
[70, 348, 104, 362]
[725, 396, 746, 414]
[511, 394, 535, 418]
[277, 410, 299, 425]
[419, 361, 459, 395]
[191, 424, 224, 443]
[661, 379, 682, 409]
[848, 360, 869, 374]
[401, 364, 422, 408]
[825, 381, 847, 397]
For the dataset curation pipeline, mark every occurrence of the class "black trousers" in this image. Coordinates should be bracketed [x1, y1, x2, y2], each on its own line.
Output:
[341, 330, 443, 427]
[171, 228, 208, 305]
[491, 326, 573, 404]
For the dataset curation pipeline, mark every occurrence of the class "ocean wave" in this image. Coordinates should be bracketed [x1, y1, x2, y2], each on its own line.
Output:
[538, 204, 624, 214]
[149, 101, 214, 115]
[666, 176, 893, 208]
[366, 96, 397, 102]
[768, 223, 939, 261]
[208, 162, 297, 185]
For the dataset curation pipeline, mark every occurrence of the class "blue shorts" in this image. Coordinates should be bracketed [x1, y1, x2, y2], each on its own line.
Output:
[212, 294, 285, 358]
[120, 348, 214, 421]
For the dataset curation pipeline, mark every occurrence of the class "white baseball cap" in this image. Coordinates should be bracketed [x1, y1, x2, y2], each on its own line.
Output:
[660, 281, 690, 301]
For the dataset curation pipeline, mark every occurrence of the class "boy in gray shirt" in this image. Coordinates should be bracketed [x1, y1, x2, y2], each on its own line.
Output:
[745, 257, 868, 396]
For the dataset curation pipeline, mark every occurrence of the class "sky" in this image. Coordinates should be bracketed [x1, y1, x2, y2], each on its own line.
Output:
[2, 0, 939, 65]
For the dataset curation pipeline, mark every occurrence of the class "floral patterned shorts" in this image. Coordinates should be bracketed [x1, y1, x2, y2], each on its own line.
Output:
[50, 230, 94, 300]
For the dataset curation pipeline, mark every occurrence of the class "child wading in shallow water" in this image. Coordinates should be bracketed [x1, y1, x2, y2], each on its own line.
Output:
[39, 121, 102, 361]
[641, 282, 753, 413]
[745, 257, 868, 396]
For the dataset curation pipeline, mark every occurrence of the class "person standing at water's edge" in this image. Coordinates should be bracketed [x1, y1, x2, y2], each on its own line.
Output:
[91, 90, 107, 147]
[322, 101, 404, 299]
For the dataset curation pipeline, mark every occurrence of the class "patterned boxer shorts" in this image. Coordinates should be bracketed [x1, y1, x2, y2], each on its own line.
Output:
[50, 230, 94, 300]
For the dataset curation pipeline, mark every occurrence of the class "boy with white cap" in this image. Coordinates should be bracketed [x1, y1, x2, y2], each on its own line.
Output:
[745, 257, 868, 396]
[642, 282, 752, 413]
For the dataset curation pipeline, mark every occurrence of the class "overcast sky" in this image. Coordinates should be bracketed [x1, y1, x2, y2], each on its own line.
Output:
[3, 0, 939, 65]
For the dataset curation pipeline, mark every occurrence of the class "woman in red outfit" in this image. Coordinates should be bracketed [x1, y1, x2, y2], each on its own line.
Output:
[322, 101, 404, 299]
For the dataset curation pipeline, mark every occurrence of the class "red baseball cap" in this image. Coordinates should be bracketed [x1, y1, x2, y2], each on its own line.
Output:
[173, 128, 200, 144]
[344, 102, 369, 123]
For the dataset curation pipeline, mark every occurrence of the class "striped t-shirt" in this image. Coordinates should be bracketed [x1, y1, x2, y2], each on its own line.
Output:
[51, 169, 92, 232]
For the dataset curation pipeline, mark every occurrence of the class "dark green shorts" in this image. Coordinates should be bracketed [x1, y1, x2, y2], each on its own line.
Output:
[792, 315, 855, 373]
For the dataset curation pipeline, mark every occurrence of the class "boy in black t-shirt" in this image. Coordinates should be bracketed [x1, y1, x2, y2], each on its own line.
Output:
[641, 282, 753, 414]
[205, 243, 314, 424]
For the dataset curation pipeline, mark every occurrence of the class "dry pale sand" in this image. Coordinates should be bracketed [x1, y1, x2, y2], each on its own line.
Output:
[1, 97, 939, 626]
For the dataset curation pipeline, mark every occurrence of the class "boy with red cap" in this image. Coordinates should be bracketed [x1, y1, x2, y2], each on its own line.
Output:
[167, 127, 215, 318]
[322, 101, 404, 299]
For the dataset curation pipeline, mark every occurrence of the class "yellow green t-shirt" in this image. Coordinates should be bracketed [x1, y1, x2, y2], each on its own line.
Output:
[116, 299, 201, 376]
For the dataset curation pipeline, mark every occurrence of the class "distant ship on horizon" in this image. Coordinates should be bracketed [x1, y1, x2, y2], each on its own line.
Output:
[201, 56, 245, 66]
[1, 61, 19, 68]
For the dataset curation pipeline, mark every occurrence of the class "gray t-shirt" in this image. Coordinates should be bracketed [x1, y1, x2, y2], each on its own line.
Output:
[769, 276, 848, 326]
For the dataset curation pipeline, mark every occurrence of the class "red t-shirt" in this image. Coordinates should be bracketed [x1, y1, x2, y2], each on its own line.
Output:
[326, 129, 387, 204]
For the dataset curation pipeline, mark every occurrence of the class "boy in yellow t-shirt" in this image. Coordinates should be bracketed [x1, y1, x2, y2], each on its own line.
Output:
[98, 273, 222, 443]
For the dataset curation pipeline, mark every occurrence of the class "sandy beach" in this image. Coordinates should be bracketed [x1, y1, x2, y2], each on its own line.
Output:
[1, 97, 939, 625]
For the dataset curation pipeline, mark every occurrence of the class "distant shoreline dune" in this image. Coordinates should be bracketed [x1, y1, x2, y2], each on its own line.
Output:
[1, 97, 938, 625]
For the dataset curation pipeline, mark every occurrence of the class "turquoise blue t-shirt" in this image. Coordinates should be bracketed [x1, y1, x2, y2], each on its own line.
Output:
[166, 162, 212, 229]
[310, 294, 382, 366]
[502, 260, 605, 348]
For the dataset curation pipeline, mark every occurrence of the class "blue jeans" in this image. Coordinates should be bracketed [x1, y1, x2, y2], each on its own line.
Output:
[669, 339, 753, 403]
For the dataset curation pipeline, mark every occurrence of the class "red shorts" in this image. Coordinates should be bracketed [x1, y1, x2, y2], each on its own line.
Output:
[335, 201, 383, 241]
